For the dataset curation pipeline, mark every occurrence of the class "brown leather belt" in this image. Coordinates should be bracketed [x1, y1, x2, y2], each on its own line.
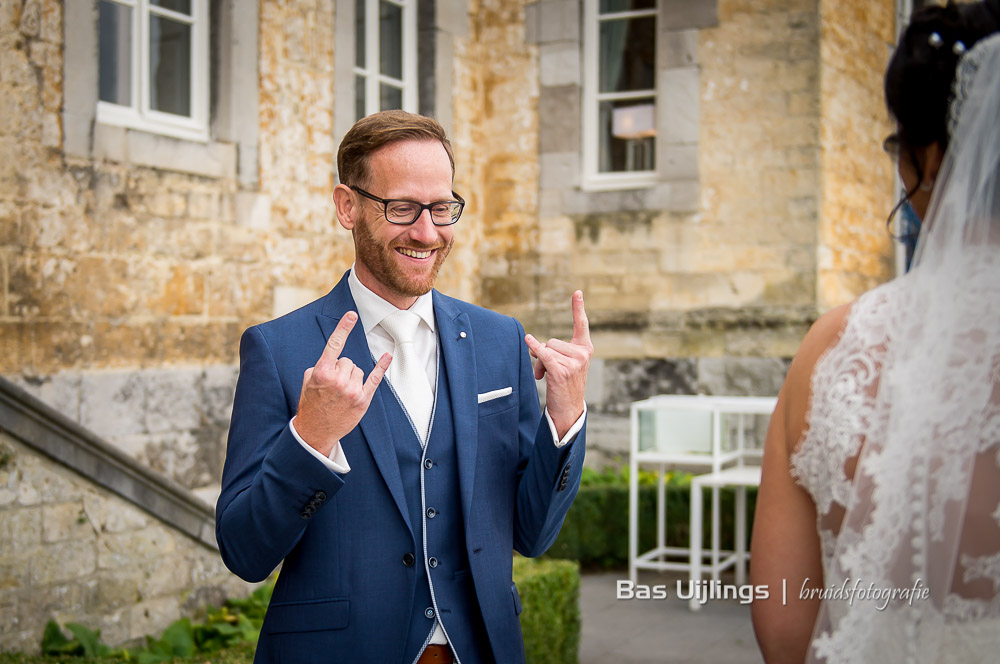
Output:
[416, 644, 454, 663]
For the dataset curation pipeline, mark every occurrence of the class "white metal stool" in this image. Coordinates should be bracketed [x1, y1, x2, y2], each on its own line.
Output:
[688, 465, 761, 611]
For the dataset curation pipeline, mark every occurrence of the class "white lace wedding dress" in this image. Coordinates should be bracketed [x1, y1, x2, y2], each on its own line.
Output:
[789, 255, 1000, 663]
[777, 29, 1000, 662]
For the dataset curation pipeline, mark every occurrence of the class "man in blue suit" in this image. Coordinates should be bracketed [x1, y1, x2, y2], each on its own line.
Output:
[216, 110, 590, 664]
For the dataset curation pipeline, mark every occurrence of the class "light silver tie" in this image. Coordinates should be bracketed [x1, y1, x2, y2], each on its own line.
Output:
[380, 310, 433, 442]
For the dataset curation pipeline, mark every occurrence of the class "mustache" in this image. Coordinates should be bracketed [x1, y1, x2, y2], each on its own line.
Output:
[391, 238, 452, 252]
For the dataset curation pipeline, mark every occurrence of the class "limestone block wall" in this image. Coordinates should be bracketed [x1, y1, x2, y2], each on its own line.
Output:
[2, 0, 353, 495]
[0, 0, 899, 480]
[0, 432, 253, 652]
[512, 0, 855, 462]
[818, 0, 897, 308]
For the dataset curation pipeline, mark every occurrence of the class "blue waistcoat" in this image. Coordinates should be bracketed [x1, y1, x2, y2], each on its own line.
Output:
[385, 353, 492, 664]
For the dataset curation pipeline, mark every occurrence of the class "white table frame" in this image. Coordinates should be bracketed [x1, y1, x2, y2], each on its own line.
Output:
[627, 395, 776, 605]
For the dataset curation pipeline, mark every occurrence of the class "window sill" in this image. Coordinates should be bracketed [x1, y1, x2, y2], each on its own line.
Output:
[97, 102, 210, 144]
[92, 123, 237, 179]
[581, 171, 659, 192]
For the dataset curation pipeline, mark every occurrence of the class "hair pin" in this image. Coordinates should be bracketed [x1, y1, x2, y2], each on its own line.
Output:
[953, 40, 967, 55]
[929, 31, 944, 48]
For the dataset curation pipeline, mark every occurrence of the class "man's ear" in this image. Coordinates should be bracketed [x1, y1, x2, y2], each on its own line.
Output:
[333, 184, 357, 230]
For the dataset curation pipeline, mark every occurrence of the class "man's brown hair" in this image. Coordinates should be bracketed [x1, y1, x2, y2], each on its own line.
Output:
[337, 110, 455, 188]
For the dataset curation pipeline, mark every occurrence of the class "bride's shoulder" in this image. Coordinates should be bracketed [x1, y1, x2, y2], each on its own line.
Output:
[778, 300, 854, 455]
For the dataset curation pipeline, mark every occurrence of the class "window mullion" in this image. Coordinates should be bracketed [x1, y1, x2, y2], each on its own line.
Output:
[191, 0, 207, 130]
[365, 0, 379, 116]
[402, 0, 416, 111]
[136, 0, 150, 117]
[598, 8, 657, 21]
[582, 0, 599, 183]
[148, 4, 195, 23]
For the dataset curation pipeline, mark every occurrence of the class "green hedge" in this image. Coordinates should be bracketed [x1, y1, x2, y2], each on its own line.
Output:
[546, 468, 757, 569]
[514, 556, 580, 664]
[1, 557, 579, 664]
[0, 643, 254, 664]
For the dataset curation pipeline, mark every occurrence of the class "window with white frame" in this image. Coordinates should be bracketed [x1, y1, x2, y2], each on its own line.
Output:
[582, 0, 657, 189]
[97, 0, 209, 142]
[354, 0, 417, 119]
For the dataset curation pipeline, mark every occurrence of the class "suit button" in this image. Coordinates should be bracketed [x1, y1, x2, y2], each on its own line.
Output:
[314, 491, 327, 501]
[428, 557, 438, 568]
[424, 458, 433, 469]
[425, 607, 435, 619]
[402, 553, 415, 567]
[426, 507, 437, 519]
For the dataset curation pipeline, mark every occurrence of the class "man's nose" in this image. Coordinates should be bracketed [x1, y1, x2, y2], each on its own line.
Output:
[408, 209, 439, 243]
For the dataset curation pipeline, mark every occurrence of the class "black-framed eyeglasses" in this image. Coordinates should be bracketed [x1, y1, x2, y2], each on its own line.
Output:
[351, 186, 465, 226]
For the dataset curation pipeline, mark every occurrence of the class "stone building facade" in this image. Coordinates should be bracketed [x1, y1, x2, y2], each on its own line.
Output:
[1, 0, 897, 507]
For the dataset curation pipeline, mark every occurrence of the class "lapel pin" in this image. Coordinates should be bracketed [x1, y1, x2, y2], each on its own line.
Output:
[459, 331, 467, 339]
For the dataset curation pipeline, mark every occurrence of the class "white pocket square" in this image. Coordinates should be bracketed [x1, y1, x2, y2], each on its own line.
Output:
[478, 387, 513, 404]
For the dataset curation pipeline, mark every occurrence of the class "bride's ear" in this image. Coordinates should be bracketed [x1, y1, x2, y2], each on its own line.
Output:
[921, 141, 945, 189]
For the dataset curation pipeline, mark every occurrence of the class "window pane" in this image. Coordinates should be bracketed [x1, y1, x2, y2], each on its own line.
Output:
[355, 0, 366, 68]
[151, 0, 192, 15]
[379, 1, 403, 79]
[380, 83, 402, 111]
[599, 99, 656, 172]
[98, 0, 132, 106]
[149, 15, 192, 117]
[599, 0, 655, 13]
[599, 16, 655, 93]
[356, 75, 367, 120]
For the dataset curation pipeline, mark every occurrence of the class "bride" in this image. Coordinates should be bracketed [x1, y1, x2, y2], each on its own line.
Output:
[750, 2, 1000, 662]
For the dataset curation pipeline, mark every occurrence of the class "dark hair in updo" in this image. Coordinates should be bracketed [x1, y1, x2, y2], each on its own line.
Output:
[886, 0, 1000, 155]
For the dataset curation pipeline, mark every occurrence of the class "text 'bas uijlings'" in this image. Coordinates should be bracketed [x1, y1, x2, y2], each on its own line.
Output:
[616, 580, 769, 605]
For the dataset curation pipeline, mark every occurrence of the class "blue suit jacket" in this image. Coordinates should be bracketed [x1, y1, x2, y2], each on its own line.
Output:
[216, 272, 586, 663]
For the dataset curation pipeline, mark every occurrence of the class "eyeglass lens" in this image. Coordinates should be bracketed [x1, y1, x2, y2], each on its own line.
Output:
[385, 200, 462, 225]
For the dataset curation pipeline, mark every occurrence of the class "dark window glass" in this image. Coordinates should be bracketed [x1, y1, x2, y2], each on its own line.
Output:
[356, 75, 366, 120]
[600, 0, 655, 12]
[379, 1, 403, 79]
[355, 0, 366, 68]
[98, 0, 132, 105]
[149, 14, 192, 116]
[380, 83, 402, 111]
[599, 16, 655, 93]
[151, 0, 192, 15]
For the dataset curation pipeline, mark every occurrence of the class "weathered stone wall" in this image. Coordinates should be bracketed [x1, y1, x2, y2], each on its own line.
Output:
[0, 432, 253, 652]
[818, 0, 896, 308]
[513, 0, 833, 462]
[0, 0, 899, 476]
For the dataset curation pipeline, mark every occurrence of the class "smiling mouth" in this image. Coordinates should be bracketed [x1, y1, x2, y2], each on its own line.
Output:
[397, 247, 434, 259]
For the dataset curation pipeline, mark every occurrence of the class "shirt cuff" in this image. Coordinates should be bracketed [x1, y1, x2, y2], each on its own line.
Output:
[545, 405, 587, 448]
[289, 418, 351, 474]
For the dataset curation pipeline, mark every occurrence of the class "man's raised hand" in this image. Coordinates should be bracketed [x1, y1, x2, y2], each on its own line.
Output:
[524, 290, 593, 440]
[292, 312, 391, 456]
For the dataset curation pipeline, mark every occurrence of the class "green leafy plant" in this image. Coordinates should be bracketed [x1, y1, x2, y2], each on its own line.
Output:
[37, 583, 273, 662]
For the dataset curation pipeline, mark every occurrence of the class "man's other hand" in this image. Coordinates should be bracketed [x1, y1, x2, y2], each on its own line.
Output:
[293, 312, 392, 456]
[525, 290, 593, 440]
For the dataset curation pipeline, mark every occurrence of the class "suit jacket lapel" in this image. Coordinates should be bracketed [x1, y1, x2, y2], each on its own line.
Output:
[317, 273, 414, 538]
[434, 292, 478, 529]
